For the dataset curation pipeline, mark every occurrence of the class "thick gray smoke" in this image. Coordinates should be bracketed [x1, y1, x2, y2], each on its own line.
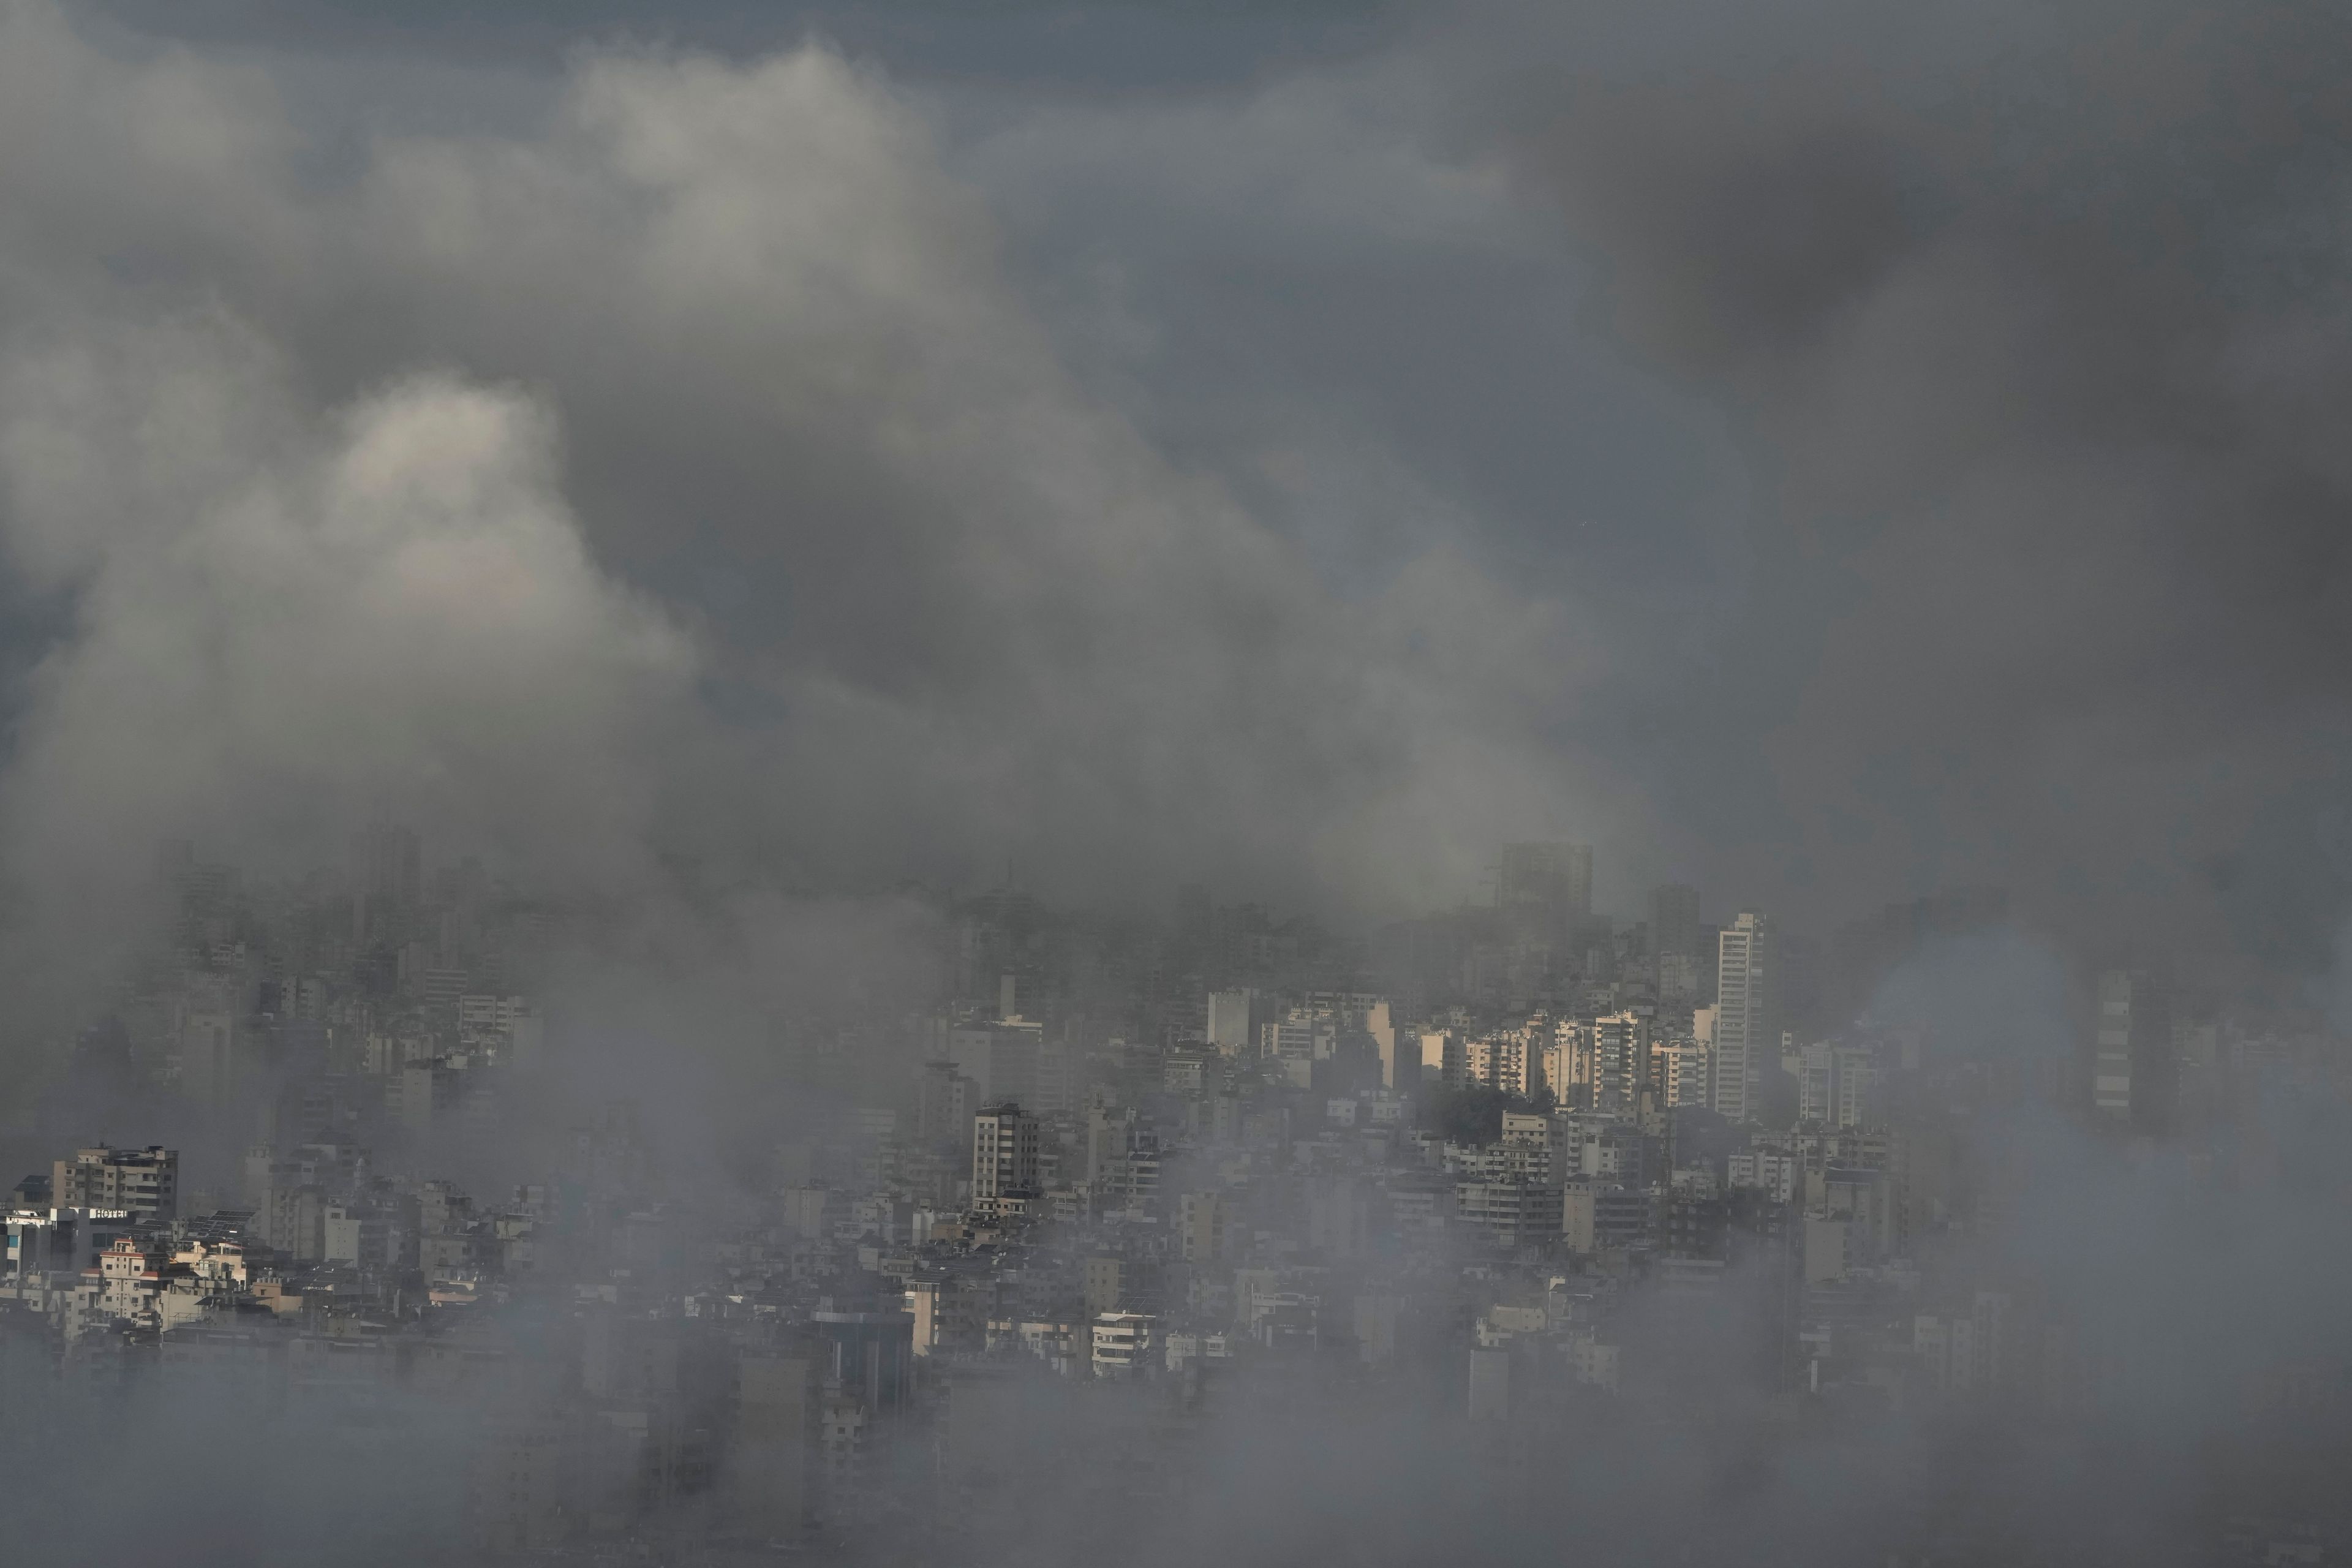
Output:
[1488, 0, 2352, 976]
[0, 0, 1596, 990]
[6, 0, 2346, 995]
[1, 4, 2350, 1566]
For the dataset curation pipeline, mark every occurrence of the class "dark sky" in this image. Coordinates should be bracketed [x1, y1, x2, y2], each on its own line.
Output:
[1, 0, 2347, 990]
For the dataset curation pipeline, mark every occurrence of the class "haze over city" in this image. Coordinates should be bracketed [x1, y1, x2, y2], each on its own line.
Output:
[2, 1, 2350, 1564]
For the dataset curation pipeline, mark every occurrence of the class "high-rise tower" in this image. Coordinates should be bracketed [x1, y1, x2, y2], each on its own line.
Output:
[1710, 913, 1776, 1123]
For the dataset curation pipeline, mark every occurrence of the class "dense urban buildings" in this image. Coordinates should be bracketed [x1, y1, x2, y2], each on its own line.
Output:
[0, 0, 2343, 1562]
[2, 827, 2337, 1566]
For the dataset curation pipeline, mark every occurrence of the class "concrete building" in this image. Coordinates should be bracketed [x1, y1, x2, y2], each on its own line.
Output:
[260, 1183, 328, 1261]
[1091, 1311, 1155, 1379]
[917, 1060, 977, 1148]
[396, 1060, 464, 1135]
[456, 993, 536, 1054]
[1728, 1147, 1800, 1203]
[1593, 1012, 1650, 1115]
[1796, 1041, 1880, 1128]
[1378, 1028, 1427, 1090]
[94, 1234, 170, 1323]
[970, 1104, 1039, 1216]
[1562, 1181, 1654, 1254]
[6, 1207, 137, 1287]
[1178, 1191, 1227, 1263]
[1535, 1017, 1588, 1106]
[1257, 1008, 1332, 1085]
[908, 1272, 994, 1357]
[1464, 1031, 1534, 1098]
[1430, 1030, 1468, 1090]
[52, 1145, 177, 1224]
[1653, 1038, 1711, 1108]
[1082, 1254, 1127, 1318]
[1711, 913, 1776, 1123]
[324, 1202, 401, 1270]
[1915, 1292, 2011, 1396]
[2093, 970, 2175, 1132]
[1575, 1120, 1646, 1184]
[1834, 1045, 1879, 1128]
[1456, 1182, 1562, 1250]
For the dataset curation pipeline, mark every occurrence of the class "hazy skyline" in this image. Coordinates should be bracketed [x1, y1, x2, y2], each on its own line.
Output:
[4, 10, 2352, 1561]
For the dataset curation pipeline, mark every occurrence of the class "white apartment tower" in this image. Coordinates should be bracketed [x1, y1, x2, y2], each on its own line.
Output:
[1711, 913, 1775, 1123]
[1592, 1012, 1651, 1115]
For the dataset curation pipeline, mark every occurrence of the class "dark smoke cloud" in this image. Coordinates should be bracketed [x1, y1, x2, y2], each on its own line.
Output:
[0, 0, 2348, 1029]
[3, 12, 2352, 1566]
[0, 0, 1605, 1022]
[1490, 0, 2352, 977]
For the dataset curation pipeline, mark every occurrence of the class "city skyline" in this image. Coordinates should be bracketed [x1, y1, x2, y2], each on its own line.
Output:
[2, 0, 2351, 1565]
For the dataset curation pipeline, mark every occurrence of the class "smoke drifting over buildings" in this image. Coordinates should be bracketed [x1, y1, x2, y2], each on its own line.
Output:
[1, 0, 2351, 1564]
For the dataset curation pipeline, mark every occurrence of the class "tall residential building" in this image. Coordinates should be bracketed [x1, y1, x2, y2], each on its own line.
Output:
[2093, 971, 2175, 1133]
[1257, 1009, 1329, 1075]
[971, 1104, 1040, 1215]
[1464, 1031, 1534, 1098]
[948, 1023, 1041, 1108]
[1653, 1038, 1712, 1108]
[1592, 1012, 1651, 1115]
[52, 1145, 178, 1224]
[1711, 913, 1776, 1124]
[1428, 1030, 1469, 1091]
[1796, 1042, 1879, 1128]
[1537, 1020, 1580, 1106]
[1178, 1192, 1227, 1263]
[1834, 1044, 1879, 1129]
[1378, 1029, 1427, 1091]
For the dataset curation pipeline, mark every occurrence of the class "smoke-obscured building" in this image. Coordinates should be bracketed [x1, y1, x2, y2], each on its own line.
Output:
[2092, 970, 2175, 1133]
